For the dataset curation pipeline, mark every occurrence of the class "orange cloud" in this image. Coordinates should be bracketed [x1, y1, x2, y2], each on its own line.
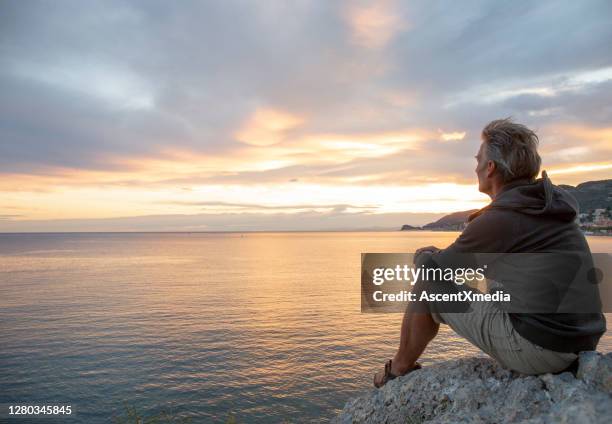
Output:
[547, 161, 612, 176]
[2, 118, 608, 226]
[549, 124, 612, 148]
[344, 0, 404, 49]
[439, 131, 466, 141]
[235, 107, 303, 146]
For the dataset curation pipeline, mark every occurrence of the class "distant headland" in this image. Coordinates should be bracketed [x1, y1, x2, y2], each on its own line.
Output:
[401, 179, 611, 235]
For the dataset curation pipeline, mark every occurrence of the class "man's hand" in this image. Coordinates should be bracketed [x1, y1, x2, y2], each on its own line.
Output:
[416, 245, 441, 255]
[414, 245, 441, 265]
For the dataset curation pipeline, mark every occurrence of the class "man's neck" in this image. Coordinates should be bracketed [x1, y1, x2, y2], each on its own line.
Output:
[489, 180, 504, 199]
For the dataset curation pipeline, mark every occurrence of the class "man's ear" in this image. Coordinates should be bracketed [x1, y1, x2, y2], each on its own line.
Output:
[486, 160, 496, 178]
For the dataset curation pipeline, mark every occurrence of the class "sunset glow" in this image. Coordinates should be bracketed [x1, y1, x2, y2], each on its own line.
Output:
[1, 1, 610, 231]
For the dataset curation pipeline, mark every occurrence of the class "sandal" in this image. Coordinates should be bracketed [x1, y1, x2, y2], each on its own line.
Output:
[373, 359, 422, 388]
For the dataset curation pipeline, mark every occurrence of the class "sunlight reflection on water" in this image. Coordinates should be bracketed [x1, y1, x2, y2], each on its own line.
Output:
[0, 232, 610, 423]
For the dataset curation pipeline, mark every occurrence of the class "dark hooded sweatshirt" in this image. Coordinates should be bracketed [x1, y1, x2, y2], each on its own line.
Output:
[434, 171, 606, 353]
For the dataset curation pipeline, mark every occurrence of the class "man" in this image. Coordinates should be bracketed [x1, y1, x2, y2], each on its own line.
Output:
[374, 118, 606, 387]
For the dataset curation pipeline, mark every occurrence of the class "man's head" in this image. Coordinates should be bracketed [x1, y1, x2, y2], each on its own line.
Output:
[475, 118, 542, 197]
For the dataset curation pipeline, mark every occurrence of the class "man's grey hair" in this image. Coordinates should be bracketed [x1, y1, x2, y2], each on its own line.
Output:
[481, 118, 541, 183]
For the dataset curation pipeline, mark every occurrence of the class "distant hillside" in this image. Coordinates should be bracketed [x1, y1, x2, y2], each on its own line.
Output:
[559, 179, 612, 212]
[400, 210, 476, 231]
[400, 179, 611, 231]
[421, 209, 478, 231]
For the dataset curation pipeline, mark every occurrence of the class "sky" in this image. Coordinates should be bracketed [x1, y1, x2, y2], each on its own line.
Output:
[1, 0, 611, 232]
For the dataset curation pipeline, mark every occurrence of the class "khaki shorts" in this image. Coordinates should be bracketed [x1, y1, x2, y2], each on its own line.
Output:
[430, 298, 578, 375]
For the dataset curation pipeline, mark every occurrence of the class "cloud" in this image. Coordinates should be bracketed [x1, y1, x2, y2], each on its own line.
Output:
[2, 0, 611, 174]
[439, 131, 466, 141]
[158, 200, 379, 213]
[343, 0, 404, 49]
[0, 215, 22, 220]
[1, 0, 611, 230]
[235, 108, 304, 146]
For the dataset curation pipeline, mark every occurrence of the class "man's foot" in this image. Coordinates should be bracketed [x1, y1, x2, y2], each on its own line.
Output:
[373, 359, 422, 388]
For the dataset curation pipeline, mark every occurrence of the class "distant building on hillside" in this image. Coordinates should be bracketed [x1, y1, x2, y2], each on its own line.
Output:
[578, 207, 612, 235]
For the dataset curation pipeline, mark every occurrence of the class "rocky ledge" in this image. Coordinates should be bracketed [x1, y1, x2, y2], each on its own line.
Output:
[333, 352, 611, 424]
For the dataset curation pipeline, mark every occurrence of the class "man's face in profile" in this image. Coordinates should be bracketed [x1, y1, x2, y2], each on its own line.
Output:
[475, 142, 491, 195]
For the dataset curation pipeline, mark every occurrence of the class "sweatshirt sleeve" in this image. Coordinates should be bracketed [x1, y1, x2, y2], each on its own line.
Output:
[408, 210, 516, 300]
[444, 210, 518, 254]
[412, 209, 518, 273]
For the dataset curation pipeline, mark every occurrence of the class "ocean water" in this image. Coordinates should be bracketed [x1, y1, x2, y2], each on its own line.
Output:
[1, 232, 610, 423]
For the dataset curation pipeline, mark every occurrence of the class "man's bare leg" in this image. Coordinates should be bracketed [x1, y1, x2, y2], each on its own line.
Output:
[393, 309, 439, 372]
[374, 306, 439, 386]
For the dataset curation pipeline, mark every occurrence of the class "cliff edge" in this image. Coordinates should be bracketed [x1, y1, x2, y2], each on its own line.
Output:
[333, 352, 611, 424]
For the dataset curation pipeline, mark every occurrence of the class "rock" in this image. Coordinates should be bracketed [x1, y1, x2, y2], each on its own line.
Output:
[333, 352, 612, 424]
[577, 350, 612, 392]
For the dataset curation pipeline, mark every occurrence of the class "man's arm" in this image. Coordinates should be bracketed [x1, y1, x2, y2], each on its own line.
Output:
[443, 210, 517, 254]
[414, 211, 516, 279]
[415, 210, 515, 267]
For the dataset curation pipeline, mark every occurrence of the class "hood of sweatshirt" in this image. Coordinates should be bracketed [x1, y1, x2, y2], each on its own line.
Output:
[468, 171, 579, 222]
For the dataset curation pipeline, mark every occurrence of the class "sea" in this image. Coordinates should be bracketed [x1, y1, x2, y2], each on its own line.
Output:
[1, 232, 610, 423]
